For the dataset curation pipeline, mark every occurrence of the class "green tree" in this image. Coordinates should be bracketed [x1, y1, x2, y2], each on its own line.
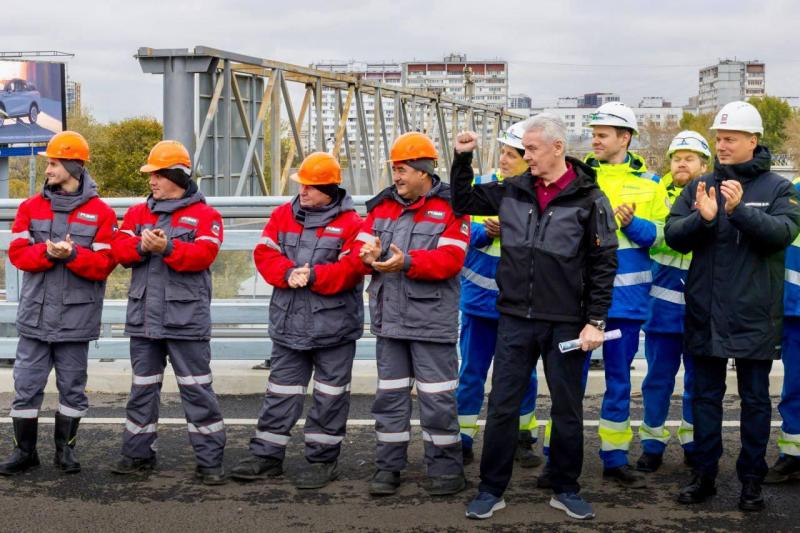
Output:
[679, 112, 716, 154]
[91, 117, 163, 197]
[748, 96, 792, 153]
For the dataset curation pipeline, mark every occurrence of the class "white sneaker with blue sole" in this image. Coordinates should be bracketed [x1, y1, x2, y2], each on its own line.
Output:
[465, 491, 506, 519]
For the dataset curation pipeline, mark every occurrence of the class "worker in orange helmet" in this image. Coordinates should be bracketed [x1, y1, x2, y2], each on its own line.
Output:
[231, 151, 366, 489]
[0, 131, 118, 476]
[110, 140, 228, 485]
[355, 132, 470, 497]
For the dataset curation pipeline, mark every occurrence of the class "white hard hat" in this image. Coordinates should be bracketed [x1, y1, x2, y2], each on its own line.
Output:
[497, 121, 526, 150]
[588, 102, 638, 134]
[667, 130, 711, 159]
[710, 101, 763, 134]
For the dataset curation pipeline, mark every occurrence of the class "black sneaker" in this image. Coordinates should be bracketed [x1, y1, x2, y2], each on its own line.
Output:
[294, 460, 339, 489]
[195, 465, 227, 485]
[603, 465, 646, 488]
[369, 469, 401, 496]
[764, 455, 800, 484]
[462, 447, 474, 466]
[230, 455, 283, 481]
[635, 452, 663, 473]
[677, 474, 716, 504]
[515, 431, 543, 468]
[739, 480, 765, 512]
[536, 464, 552, 489]
[111, 455, 157, 475]
[423, 473, 466, 496]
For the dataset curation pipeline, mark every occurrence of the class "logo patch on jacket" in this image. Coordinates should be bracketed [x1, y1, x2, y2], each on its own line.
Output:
[323, 226, 343, 235]
[461, 222, 469, 236]
[76, 212, 97, 223]
[211, 222, 221, 236]
[179, 216, 199, 226]
[425, 210, 446, 220]
[745, 202, 770, 208]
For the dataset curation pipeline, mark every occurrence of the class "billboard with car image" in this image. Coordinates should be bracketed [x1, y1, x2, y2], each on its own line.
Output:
[0, 60, 66, 145]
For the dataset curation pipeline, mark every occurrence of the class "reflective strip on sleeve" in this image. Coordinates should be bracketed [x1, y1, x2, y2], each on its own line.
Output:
[10, 231, 31, 242]
[133, 373, 164, 386]
[437, 237, 468, 251]
[649, 285, 685, 305]
[125, 419, 157, 435]
[254, 430, 291, 446]
[415, 379, 458, 394]
[120, 229, 137, 237]
[376, 431, 410, 443]
[338, 250, 351, 260]
[461, 267, 498, 291]
[786, 269, 800, 287]
[196, 235, 221, 246]
[187, 420, 225, 435]
[422, 431, 461, 446]
[613, 270, 652, 287]
[377, 377, 414, 390]
[356, 232, 377, 245]
[91, 242, 112, 251]
[9, 408, 38, 419]
[305, 433, 344, 445]
[267, 382, 307, 395]
[176, 374, 213, 386]
[258, 236, 281, 251]
[313, 380, 351, 396]
[57, 404, 88, 418]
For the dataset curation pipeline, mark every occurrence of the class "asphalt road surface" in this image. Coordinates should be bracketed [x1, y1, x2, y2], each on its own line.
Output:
[0, 393, 797, 532]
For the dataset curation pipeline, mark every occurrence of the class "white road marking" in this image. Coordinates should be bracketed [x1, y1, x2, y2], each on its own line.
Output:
[0, 418, 781, 428]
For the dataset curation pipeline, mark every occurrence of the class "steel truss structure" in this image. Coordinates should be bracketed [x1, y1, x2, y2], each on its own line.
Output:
[136, 46, 525, 196]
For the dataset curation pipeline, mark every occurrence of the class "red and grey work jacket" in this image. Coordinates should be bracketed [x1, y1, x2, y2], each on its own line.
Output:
[254, 192, 365, 350]
[10, 172, 117, 342]
[112, 184, 222, 340]
[354, 178, 469, 343]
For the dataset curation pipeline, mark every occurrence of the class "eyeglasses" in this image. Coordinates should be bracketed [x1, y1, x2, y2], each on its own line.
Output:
[590, 112, 634, 126]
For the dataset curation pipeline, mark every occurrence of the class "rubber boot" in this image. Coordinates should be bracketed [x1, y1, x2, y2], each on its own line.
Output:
[54, 413, 81, 474]
[0, 418, 40, 476]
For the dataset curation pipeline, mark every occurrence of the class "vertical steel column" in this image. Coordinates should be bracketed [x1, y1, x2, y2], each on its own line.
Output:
[315, 80, 325, 151]
[162, 56, 196, 155]
[220, 60, 232, 195]
[355, 88, 374, 194]
[270, 70, 281, 196]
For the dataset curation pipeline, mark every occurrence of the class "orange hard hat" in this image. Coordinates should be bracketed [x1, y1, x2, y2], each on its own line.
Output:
[140, 140, 192, 173]
[388, 132, 438, 163]
[291, 152, 342, 186]
[39, 131, 90, 162]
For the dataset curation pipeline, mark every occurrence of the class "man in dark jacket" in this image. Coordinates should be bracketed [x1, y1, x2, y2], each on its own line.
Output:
[0, 131, 117, 476]
[230, 152, 364, 489]
[454, 113, 618, 521]
[110, 140, 227, 485]
[666, 101, 800, 512]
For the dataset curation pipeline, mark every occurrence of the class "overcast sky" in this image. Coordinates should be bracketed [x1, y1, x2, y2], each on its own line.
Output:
[6, 0, 800, 122]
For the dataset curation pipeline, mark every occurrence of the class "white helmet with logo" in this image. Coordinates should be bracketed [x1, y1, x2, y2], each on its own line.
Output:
[588, 102, 638, 134]
[710, 101, 763, 134]
[667, 130, 711, 159]
[497, 121, 526, 150]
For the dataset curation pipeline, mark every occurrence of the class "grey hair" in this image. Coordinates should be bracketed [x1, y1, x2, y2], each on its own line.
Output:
[521, 113, 568, 151]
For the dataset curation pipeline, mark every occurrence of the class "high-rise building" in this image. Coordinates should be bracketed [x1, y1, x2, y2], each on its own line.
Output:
[402, 53, 508, 107]
[543, 97, 682, 141]
[309, 54, 508, 159]
[698, 59, 765, 114]
[65, 78, 81, 115]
